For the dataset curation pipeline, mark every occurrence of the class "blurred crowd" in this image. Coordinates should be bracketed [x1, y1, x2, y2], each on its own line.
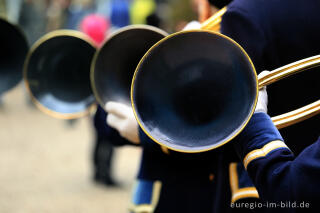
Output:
[0, 0, 203, 45]
[0, 0, 207, 189]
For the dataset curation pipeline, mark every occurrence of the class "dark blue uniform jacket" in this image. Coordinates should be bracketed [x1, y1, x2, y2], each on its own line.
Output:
[94, 105, 258, 213]
[95, 0, 320, 211]
[94, 106, 134, 146]
[221, 1, 320, 211]
[220, 0, 320, 154]
[235, 112, 320, 212]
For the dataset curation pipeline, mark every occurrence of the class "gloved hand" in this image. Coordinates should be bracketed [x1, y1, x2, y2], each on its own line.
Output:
[183, 20, 201, 30]
[254, 71, 270, 114]
[105, 101, 140, 144]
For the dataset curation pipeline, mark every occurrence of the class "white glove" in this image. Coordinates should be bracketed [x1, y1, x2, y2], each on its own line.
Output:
[254, 71, 270, 114]
[183, 21, 201, 30]
[105, 101, 140, 144]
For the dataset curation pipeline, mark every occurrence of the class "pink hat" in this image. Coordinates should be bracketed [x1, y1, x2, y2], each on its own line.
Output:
[80, 14, 110, 46]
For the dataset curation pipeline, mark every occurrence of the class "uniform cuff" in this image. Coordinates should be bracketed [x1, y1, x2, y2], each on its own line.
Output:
[234, 113, 288, 168]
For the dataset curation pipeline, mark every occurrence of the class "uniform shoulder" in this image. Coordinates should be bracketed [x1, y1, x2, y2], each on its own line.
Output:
[226, 0, 265, 16]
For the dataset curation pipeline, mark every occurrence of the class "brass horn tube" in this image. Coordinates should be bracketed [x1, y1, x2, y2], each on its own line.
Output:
[200, 6, 227, 31]
[258, 55, 320, 88]
[203, 7, 320, 129]
[258, 55, 320, 128]
[272, 100, 320, 129]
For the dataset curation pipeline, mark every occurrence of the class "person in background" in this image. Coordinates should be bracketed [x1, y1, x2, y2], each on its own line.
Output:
[192, 0, 212, 22]
[65, 0, 96, 30]
[19, 0, 49, 45]
[167, 0, 198, 31]
[92, 106, 118, 186]
[110, 0, 130, 29]
[46, 0, 72, 31]
[79, 13, 109, 46]
[5, 0, 23, 24]
[130, 0, 155, 25]
[17, 0, 50, 108]
[95, 0, 111, 18]
[79, 14, 118, 186]
[81, 0, 131, 186]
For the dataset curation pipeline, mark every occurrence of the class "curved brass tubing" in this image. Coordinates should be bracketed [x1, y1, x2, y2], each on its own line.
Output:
[203, 7, 320, 130]
[258, 55, 320, 88]
[272, 100, 320, 129]
[204, 8, 320, 129]
[201, 6, 227, 31]
[258, 55, 320, 128]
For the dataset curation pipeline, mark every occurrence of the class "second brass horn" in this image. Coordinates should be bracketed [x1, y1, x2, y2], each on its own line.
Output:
[131, 30, 319, 153]
[24, 30, 96, 119]
[91, 25, 168, 107]
[91, 7, 227, 108]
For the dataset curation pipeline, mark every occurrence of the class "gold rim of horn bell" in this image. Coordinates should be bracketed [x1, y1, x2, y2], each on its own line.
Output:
[23, 30, 97, 119]
[130, 29, 258, 153]
[131, 28, 320, 153]
[90, 24, 169, 110]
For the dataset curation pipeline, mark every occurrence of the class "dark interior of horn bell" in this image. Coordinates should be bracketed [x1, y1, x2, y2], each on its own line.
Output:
[0, 19, 28, 94]
[93, 27, 167, 106]
[26, 35, 96, 114]
[133, 31, 257, 152]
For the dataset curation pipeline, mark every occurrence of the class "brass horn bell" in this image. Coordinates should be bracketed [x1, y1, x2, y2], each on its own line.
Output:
[0, 18, 28, 95]
[131, 30, 320, 153]
[91, 8, 226, 108]
[24, 30, 96, 119]
[91, 25, 168, 108]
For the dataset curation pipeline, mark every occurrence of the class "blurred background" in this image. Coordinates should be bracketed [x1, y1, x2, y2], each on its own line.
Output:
[0, 0, 202, 212]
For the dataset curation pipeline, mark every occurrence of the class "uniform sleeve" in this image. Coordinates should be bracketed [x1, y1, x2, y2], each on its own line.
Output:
[93, 106, 135, 146]
[234, 112, 320, 203]
[94, 105, 163, 150]
[139, 128, 171, 154]
[220, 4, 267, 73]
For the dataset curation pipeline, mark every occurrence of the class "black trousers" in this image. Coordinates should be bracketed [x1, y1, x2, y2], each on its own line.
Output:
[93, 137, 114, 182]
